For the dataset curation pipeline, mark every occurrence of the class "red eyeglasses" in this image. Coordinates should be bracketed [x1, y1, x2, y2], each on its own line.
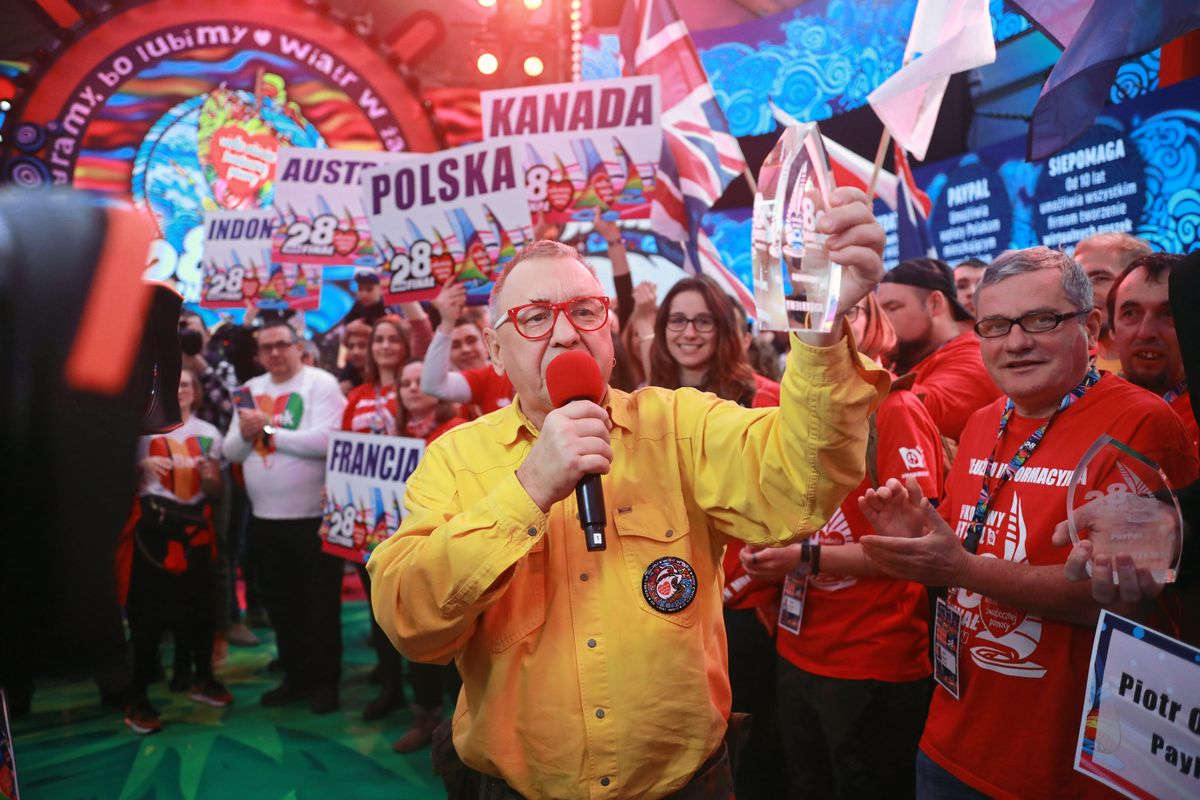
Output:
[494, 296, 611, 340]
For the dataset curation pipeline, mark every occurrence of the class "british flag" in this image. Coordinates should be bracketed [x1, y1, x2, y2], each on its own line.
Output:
[893, 142, 937, 260]
[619, 0, 755, 313]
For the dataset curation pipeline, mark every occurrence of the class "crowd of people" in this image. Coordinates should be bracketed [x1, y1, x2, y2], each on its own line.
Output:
[47, 207, 1200, 798]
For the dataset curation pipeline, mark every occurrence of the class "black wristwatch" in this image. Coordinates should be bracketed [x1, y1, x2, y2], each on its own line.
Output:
[800, 540, 821, 576]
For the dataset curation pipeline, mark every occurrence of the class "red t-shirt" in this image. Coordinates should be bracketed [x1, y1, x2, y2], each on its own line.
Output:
[911, 332, 1002, 442]
[463, 367, 515, 417]
[1170, 389, 1199, 451]
[776, 389, 941, 682]
[342, 382, 399, 434]
[922, 374, 1199, 800]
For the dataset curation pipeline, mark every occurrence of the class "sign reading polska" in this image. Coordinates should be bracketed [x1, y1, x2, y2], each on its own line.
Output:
[319, 431, 425, 564]
[273, 148, 411, 269]
[1074, 611, 1200, 799]
[481, 76, 661, 227]
[200, 208, 322, 310]
[360, 139, 532, 303]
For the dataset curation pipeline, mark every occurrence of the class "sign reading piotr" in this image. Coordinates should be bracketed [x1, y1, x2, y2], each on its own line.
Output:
[1074, 611, 1200, 799]
[481, 76, 661, 226]
[360, 139, 533, 303]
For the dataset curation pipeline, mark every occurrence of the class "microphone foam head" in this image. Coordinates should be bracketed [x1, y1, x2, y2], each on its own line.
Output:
[546, 350, 604, 408]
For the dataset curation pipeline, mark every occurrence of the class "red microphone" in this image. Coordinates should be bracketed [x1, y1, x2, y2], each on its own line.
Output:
[546, 351, 607, 551]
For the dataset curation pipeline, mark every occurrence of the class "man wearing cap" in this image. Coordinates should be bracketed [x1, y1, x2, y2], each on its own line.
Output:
[878, 258, 1002, 442]
[344, 269, 389, 326]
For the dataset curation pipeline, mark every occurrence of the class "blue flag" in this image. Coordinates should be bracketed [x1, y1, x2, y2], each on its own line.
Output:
[1018, 1, 1200, 159]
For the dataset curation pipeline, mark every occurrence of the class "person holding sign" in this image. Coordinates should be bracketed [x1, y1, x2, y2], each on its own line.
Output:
[368, 187, 887, 800]
[123, 367, 231, 735]
[857, 247, 1198, 800]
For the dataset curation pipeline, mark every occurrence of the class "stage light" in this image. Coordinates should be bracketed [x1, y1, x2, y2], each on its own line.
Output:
[476, 52, 499, 74]
[477, 0, 497, 7]
[523, 56, 544, 76]
[523, 0, 543, 8]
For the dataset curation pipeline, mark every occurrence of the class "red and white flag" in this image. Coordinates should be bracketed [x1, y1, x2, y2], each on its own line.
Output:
[867, 0, 995, 160]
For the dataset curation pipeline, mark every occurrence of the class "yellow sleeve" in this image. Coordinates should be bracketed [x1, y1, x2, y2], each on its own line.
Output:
[366, 444, 547, 664]
[680, 323, 889, 545]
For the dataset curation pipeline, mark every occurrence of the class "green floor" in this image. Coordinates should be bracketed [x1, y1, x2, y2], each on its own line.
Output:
[10, 602, 446, 799]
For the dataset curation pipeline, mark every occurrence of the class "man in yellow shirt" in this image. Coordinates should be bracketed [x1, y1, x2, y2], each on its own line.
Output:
[369, 187, 888, 799]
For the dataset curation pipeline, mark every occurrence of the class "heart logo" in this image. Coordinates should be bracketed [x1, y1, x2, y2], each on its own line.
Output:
[332, 226, 359, 256]
[253, 29, 272, 48]
[546, 179, 574, 211]
[592, 173, 615, 205]
[203, 124, 279, 208]
[430, 252, 456, 284]
[979, 597, 1026, 639]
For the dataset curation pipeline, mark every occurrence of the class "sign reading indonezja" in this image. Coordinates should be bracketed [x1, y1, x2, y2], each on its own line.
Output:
[201, 208, 322, 310]
[1, 0, 440, 302]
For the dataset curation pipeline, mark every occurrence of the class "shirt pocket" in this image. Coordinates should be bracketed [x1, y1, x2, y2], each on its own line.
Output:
[615, 503, 699, 628]
[481, 537, 547, 653]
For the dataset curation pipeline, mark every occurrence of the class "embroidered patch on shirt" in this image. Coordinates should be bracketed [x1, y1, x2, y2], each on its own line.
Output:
[641, 556, 697, 613]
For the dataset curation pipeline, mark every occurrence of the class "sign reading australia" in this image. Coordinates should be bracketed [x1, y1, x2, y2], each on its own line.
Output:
[916, 77, 1200, 260]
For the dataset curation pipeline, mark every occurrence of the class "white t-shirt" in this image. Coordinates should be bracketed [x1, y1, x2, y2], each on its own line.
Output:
[137, 415, 224, 505]
[222, 365, 346, 520]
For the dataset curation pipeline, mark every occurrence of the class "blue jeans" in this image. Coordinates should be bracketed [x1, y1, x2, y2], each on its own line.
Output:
[916, 751, 991, 800]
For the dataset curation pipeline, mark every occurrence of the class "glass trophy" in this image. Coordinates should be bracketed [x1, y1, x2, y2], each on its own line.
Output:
[751, 121, 841, 333]
[1066, 434, 1184, 583]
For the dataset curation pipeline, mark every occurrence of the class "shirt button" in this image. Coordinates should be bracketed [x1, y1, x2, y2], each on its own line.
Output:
[600, 777, 611, 787]
[587, 639, 597, 648]
[527, 527, 537, 537]
[665, 529, 674, 538]
[580, 572, 589, 582]
[595, 708, 605, 719]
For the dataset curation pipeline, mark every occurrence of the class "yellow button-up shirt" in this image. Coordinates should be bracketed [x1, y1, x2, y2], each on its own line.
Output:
[368, 331, 887, 799]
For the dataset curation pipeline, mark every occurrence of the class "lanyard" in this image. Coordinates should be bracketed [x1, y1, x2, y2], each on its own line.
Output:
[1162, 379, 1187, 406]
[964, 369, 1100, 554]
[371, 385, 396, 435]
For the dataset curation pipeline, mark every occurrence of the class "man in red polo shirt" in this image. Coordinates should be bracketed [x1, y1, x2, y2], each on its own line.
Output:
[859, 246, 1198, 799]
[1108, 252, 1198, 448]
[879, 258, 1001, 442]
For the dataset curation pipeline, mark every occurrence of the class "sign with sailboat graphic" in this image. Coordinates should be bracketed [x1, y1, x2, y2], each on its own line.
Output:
[360, 139, 533, 303]
[481, 76, 662, 226]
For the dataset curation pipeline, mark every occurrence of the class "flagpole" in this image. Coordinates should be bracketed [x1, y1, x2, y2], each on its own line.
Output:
[867, 126, 892, 201]
[742, 167, 758, 196]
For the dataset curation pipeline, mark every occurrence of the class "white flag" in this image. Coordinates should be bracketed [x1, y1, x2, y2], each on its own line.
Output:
[867, 0, 995, 160]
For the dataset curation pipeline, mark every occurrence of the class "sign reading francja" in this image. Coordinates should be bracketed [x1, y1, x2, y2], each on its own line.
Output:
[360, 138, 533, 303]
[481, 76, 662, 227]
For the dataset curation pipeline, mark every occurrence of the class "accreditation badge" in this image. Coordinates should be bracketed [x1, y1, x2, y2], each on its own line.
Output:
[777, 572, 809, 636]
[934, 595, 963, 700]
